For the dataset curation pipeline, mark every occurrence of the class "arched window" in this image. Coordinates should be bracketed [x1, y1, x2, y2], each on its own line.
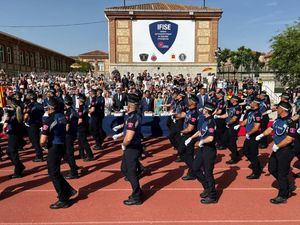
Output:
[6, 47, 13, 63]
[0, 45, 5, 62]
[19, 50, 24, 65]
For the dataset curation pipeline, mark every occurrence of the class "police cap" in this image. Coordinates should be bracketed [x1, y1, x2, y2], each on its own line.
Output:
[278, 101, 292, 112]
[280, 92, 290, 100]
[64, 95, 73, 106]
[127, 93, 140, 105]
[78, 93, 86, 102]
[48, 97, 59, 109]
[204, 102, 216, 112]
[217, 91, 225, 96]
[189, 94, 199, 104]
[253, 97, 261, 104]
[231, 95, 240, 102]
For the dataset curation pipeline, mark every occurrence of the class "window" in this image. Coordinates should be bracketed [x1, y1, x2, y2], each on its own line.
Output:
[25, 52, 30, 66]
[40, 56, 43, 68]
[0, 45, 5, 62]
[44, 57, 47, 69]
[30, 53, 35, 67]
[19, 50, 24, 65]
[6, 47, 13, 63]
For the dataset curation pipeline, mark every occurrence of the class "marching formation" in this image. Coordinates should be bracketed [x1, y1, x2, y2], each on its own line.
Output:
[0, 72, 299, 209]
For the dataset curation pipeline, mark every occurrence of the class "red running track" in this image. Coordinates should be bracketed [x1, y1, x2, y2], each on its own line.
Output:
[0, 136, 300, 225]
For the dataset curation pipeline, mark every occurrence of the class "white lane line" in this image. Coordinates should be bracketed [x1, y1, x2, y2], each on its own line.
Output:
[2, 220, 300, 224]
[0, 187, 299, 192]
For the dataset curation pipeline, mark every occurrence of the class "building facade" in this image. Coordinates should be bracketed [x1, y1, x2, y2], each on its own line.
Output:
[0, 31, 74, 75]
[73, 50, 109, 74]
[105, 2, 223, 76]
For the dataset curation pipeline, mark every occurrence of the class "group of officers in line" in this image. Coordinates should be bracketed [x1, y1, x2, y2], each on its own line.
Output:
[0, 85, 299, 208]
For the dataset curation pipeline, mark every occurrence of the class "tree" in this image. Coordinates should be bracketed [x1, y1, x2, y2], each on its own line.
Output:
[72, 60, 93, 73]
[269, 19, 300, 87]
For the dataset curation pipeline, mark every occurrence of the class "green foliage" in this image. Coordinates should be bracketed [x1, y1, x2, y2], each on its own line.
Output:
[269, 19, 300, 87]
[74, 60, 93, 73]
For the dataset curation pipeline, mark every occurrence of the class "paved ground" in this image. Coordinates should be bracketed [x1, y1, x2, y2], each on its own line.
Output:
[0, 136, 300, 225]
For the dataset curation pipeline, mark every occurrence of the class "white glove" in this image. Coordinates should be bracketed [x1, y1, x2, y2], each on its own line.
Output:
[198, 140, 204, 148]
[234, 124, 240, 130]
[255, 134, 264, 141]
[297, 128, 300, 135]
[245, 133, 250, 140]
[272, 144, 279, 152]
[265, 110, 272, 115]
[246, 106, 251, 110]
[240, 114, 245, 121]
[226, 124, 229, 128]
[171, 115, 176, 123]
[214, 115, 220, 119]
[112, 133, 123, 141]
[113, 124, 123, 132]
[185, 138, 192, 146]
[121, 144, 126, 151]
[25, 123, 30, 127]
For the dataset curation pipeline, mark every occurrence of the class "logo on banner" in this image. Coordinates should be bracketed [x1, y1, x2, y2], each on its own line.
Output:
[151, 54, 157, 61]
[149, 21, 178, 55]
[179, 53, 187, 61]
[139, 53, 149, 62]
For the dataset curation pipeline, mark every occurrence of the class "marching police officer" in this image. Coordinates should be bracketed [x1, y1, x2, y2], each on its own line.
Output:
[40, 97, 77, 209]
[258, 92, 271, 148]
[169, 91, 186, 162]
[3, 94, 25, 178]
[24, 91, 45, 162]
[77, 93, 94, 161]
[121, 93, 143, 205]
[97, 88, 106, 144]
[191, 102, 217, 204]
[256, 101, 297, 204]
[216, 95, 242, 164]
[89, 89, 103, 150]
[292, 108, 300, 178]
[64, 95, 79, 179]
[178, 95, 199, 180]
[237, 97, 262, 179]
[213, 91, 226, 149]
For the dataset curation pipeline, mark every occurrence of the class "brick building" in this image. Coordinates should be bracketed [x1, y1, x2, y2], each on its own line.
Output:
[0, 31, 74, 75]
[104, 2, 223, 76]
[73, 50, 109, 74]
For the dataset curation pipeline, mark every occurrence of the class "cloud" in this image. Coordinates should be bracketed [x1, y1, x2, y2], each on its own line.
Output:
[266, 2, 278, 7]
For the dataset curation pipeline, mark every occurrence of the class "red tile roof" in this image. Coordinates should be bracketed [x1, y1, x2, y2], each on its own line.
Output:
[79, 50, 108, 57]
[105, 2, 221, 12]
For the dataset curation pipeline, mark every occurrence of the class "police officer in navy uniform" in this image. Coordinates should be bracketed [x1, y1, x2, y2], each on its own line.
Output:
[89, 89, 103, 150]
[24, 91, 45, 162]
[64, 95, 79, 179]
[178, 95, 199, 180]
[96, 88, 106, 144]
[40, 97, 77, 209]
[77, 93, 94, 161]
[216, 95, 242, 164]
[256, 101, 297, 204]
[258, 92, 270, 148]
[292, 108, 300, 178]
[213, 91, 227, 149]
[169, 91, 186, 162]
[3, 94, 25, 178]
[191, 102, 217, 204]
[121, 94, 143, 205]
[238, 98, 262, 179]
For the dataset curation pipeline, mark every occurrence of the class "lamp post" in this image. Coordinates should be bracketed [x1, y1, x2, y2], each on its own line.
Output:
[203, 0, 206, 7]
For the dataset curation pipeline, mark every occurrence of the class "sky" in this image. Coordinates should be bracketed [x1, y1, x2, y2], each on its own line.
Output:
[0, 0, 299, 56]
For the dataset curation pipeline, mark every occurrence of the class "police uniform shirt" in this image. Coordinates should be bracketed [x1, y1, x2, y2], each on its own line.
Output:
[175, 100, 186, 114]
[96, 95, 105, 117]
[65, 107, 78, 136]
[41, 113, 66, 146]
[226, 105, 242, 126]
[246, 94, 255, 106]
[25, 102, 44, 126]
[183, 109, 198, 134]
[5, 110, 22, 135]
[246, 109, 262, 133]
[272, 116, 297, 145]
[89, 96, 100, 117]
[208, 96, 217, 106]
[77, 105, 89, 128]
[216, 99, 226, 115]
[200, 116, 216, 147]
[259, 101, 269, 114]
[123, 112, 142, 148]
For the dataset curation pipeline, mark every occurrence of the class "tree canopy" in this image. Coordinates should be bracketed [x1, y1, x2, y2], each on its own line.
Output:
[269, 19, 300, 87]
